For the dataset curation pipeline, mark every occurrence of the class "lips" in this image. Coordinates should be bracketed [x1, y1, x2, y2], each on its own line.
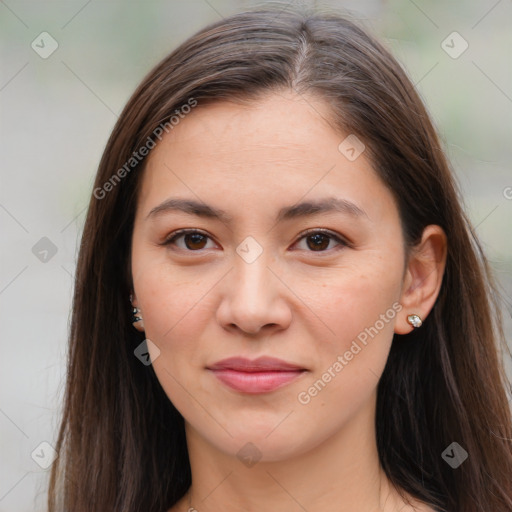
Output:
[208, 356, 305, 372]
[207, 356, 307, 394]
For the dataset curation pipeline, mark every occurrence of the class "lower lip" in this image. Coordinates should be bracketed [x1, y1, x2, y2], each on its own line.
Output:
[208, 369, 306, 393]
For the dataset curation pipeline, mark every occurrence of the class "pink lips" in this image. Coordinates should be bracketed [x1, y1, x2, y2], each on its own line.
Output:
[207, 356, 307, 394]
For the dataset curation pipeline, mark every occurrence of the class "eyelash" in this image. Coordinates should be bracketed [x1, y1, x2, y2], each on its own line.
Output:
[160, 228, 350, 254]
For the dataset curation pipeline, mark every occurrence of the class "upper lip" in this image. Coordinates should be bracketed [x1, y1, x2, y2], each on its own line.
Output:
[207, 356, 306, 372]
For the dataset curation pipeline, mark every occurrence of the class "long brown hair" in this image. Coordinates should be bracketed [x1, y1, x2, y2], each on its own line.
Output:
[48, 6, 512, 512]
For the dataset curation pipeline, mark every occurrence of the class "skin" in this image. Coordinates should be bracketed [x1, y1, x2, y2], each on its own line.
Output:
[130, 90, 446, 512]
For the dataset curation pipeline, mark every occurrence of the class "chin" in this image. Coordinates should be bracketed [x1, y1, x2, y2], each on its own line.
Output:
[200, 426, 317, 464]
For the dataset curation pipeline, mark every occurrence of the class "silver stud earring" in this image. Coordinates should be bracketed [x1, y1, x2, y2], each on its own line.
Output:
[129, 294, 143, 326]
[407, 314, 422, 328]
[132, 307, 143, 324]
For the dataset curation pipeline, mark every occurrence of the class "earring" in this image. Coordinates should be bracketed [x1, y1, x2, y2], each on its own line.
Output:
[129, 294, 144, 328]
[132, 306, 143, 324]
[407, 314, 422, 328]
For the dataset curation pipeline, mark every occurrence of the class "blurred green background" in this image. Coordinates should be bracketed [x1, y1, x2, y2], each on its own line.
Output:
[1, 1, 511, 510]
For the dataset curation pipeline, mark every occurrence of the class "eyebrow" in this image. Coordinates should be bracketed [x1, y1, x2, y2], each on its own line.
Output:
[146, 197, 368, 223]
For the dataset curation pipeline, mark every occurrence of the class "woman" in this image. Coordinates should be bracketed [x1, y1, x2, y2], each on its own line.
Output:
[47, 6, 512, 512]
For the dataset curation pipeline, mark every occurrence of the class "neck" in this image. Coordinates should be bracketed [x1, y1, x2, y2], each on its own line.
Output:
[179, 392, 408, 512]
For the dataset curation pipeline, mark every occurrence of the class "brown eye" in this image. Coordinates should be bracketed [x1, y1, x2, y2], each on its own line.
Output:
[295, 230, 347, 253]
[162, 230, 215, 251]
[306, 233, 331, 251]
[182, 233, 208, 250]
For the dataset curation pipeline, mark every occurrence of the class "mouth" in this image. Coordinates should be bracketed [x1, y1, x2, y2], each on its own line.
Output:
[206, 356, 308, 394]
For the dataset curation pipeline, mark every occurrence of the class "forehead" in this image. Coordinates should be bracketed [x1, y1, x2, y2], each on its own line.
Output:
[156, 92, 340, 161]
[137, 91, 397, 225]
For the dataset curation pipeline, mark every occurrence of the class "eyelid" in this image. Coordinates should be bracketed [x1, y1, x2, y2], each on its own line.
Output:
[160, 228, 217, 248]
[293, 228, 351, 250]
[160, 227, 351, 252]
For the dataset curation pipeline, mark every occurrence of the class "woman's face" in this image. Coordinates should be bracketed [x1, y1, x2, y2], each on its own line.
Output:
[131, 90, 408, 461]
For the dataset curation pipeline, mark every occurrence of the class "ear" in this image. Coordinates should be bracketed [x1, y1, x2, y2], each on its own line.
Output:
[395, 225, 447, 334]
[130, 291, 145, 332]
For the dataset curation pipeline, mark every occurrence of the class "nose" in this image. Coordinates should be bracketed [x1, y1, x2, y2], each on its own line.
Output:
[216, 252, 293, 336]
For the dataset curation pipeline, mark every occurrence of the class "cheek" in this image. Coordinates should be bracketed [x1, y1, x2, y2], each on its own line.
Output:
[138, 273, 210, 349]
[131, 246, 196, 348]
[134, 241, 403, 357]
[294, 270, 401, 423]
[296, 256, 403, 404]
[308, 256, 403, 346]
[135, 271, 212, 413]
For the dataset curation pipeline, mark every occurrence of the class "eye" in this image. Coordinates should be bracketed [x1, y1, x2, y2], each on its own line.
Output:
[294, 229, 348, 253]
[161, 229, 217, 251]
[161, 228, 349, 253]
